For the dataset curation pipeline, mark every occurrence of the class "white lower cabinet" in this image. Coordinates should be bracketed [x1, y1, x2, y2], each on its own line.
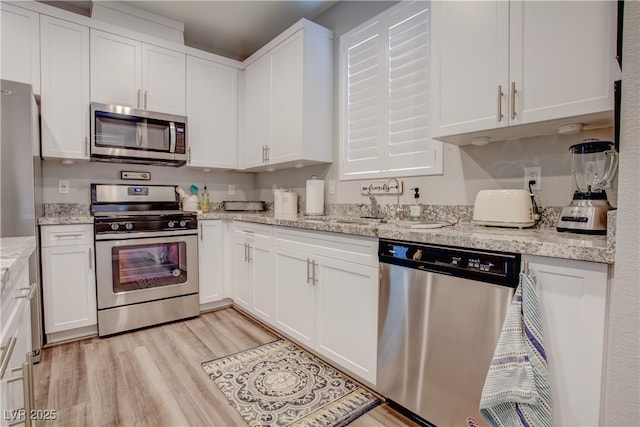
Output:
[231, 223, 274, 324]
[523, 255, 609, 427]
[273, 228, 379, 384]
[198, 220, 224, 307]
[40, 224, 97, 343]
[0, 261, 34, 427]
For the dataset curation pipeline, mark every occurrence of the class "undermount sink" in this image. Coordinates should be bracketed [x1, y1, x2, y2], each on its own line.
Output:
[393, 220, 453, 229]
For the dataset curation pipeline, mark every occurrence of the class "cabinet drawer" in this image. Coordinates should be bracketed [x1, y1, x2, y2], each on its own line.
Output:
[273, 226, 378, 267]
[40, 224, 93, 247]
[233, 221, 272, 239]
[0, 264, 30, 337]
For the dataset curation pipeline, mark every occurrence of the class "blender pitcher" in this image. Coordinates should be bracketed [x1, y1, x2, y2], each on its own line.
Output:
[557, 139, 619, 234]
[571, 139, 618, 194]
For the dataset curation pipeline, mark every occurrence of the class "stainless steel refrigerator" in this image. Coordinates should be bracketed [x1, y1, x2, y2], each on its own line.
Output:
[1, 79, 44, 363]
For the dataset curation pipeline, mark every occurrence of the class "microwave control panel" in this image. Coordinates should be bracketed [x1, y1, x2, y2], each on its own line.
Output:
[175, 125, 186, 154]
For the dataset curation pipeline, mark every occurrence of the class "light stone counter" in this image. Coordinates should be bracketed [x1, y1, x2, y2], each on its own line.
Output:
[37, 209, 615, 264]
[199, 212, 615, 264]
[0, 236, 36, 295]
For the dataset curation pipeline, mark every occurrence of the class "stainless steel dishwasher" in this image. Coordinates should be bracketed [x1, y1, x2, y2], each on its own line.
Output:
[377, 239, 521, 427]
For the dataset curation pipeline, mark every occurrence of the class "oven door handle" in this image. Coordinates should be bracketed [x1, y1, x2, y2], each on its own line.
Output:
[95, 229, 198, 241]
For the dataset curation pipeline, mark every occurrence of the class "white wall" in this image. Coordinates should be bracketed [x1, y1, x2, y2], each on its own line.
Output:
[603, 2, 640, 425]
[41, 161, 257, 204]
[256, 1, 617, 210]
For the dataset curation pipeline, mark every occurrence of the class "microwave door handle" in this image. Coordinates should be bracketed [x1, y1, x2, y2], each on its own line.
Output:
[169, 122, 176, 153]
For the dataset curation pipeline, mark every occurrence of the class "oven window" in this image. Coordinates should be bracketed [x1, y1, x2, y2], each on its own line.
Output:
[112, 242, 187, 292]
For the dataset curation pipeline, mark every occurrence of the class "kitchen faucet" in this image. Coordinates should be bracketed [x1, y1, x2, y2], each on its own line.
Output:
[387, 177, 402, 220]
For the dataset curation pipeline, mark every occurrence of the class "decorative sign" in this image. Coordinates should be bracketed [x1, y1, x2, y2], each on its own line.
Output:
[360, 180, 403, 195]
[121, 171, 151, 180]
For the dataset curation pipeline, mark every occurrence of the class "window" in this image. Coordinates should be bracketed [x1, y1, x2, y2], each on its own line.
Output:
[339, 1, 442, 180]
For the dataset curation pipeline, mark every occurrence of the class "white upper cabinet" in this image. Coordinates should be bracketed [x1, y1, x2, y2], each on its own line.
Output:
[40, 15, 90, 161]
[186, 56, 238, 169]
[430, 0, 618, 144]
[90, 29, 186, 115]
[241, 20, 333, 171]
[1, 3, 40, 94]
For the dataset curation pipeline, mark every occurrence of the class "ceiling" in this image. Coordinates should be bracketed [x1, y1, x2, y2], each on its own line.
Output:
[40, 1, 339, 61]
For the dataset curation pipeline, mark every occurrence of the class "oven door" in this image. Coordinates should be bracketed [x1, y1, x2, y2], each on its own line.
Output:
[95, 233, 198, 309]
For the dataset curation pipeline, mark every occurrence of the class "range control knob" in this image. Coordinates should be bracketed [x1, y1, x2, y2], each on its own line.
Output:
[179, 220, 187, 228]
[110, 223, 119, 231]
[125, 222, 133, 230]
[168, 221, 175, 228]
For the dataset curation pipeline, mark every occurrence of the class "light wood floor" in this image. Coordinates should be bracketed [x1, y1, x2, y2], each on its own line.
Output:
[33, 308, 418, 427]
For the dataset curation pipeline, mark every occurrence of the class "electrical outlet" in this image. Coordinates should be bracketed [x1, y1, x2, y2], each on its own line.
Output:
[328, 180, 336, 195]
[228, 184, 236, 195]
[524, 167, 541, 191]
[58, 180, 70, 194]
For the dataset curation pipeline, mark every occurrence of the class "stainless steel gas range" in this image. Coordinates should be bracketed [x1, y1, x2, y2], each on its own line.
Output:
[91, 184, 199, 336]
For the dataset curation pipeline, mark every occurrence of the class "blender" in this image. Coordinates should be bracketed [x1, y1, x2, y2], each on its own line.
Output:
[557, 139, 618, 234]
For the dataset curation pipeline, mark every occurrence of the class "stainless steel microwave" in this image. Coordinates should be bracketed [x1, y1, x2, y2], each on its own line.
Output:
[90, 103, 188, 167]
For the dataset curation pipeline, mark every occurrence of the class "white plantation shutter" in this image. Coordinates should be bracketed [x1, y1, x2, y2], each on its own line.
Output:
[340, 1, 442, 180]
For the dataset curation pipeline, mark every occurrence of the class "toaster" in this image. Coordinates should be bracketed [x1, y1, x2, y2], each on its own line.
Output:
[472, 189, 535, 229]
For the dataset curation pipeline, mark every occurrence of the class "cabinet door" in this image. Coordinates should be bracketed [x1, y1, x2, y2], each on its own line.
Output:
[142, 44, 186, 115]
[273, 246, 315, 347]
[187, 56, 238, 169]
[0, 3, 40, 94]
[90, 30, 141, 108]
[430, 1, 509, 137]
[523, 255, 608, 427]
[315, 256, 378, 384]
[509, 1, 616, 125]
[251, 239, 275, 325]
[244, 54, 271, 168]
[232, 236, 253, 311]
[40, 16, 90, 161]
[41, 245, 97, 333]
[269, 32, 303, 164]
[0, 300, 31, 425]
[198, 221, 224, 305]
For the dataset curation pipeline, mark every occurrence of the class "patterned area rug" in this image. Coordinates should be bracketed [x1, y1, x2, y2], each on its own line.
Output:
[202, 339, 380, 427]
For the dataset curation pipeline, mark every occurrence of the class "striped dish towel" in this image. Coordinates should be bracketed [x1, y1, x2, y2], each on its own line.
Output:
[479, 272, 552, 427]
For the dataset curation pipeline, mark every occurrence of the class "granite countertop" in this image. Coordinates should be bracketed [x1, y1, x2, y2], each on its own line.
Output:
[198, 212, 615, 264]
[37, 211, 615, 264]
[0, 236, 36, 295]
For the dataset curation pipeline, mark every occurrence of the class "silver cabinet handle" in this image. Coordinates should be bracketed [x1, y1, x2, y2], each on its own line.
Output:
[511, 81, 517, 120]
[199, 223, 203, 241]
[0, 337, 17, 377]
[242, 230, 255, 235]
[244, 243, 248, 262]
[248, 244, 252, 263]
[312, 260, 318, 285]
[188, 147, 192, 164]
[497, 85, 504, 122]
[88, 247, 93, 270]
[266, 146, 270, 162]
[262, 145, 266, 163]
[144, 90, 148, 110]
[137, 89, 141, 109]
[306, 258, 311, 284]
[16, 284, 37, 300]
[53, 233, 83, 239]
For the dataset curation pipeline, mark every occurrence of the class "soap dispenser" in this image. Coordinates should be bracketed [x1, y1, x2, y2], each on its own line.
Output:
[410, 187, 422, 220]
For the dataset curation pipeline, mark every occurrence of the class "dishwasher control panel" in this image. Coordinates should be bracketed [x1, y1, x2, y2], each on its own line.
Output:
[378, 239, 520, 287]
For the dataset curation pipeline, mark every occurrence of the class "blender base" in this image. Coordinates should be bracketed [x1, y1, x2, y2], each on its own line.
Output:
[556, 199, 613, 234]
